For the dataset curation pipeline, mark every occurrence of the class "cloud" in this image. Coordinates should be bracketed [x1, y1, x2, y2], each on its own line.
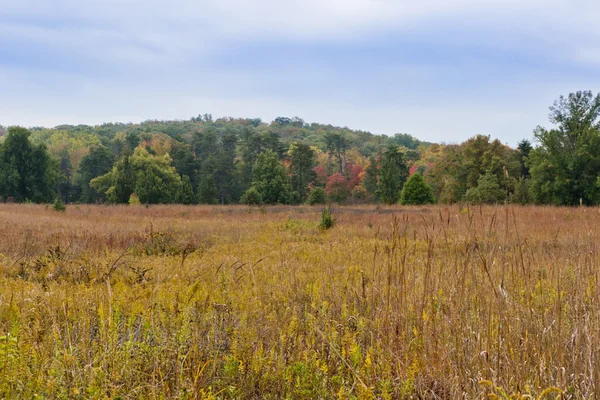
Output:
[2, 0, 600, 144]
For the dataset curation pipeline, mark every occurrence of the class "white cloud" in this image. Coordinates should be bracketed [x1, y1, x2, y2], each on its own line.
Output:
[2, 0, 600, 143]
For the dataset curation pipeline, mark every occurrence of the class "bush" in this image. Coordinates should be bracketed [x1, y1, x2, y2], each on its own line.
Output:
[129, 193, 141, 205]
[52, 198, 66, 212]
[465, 172, 505, 204]
[241, 187, 263, 205]
[400, 173, 435, 205]
[511, 176, 532, 204]
[318, 206, 334, 230]
[325, 173, 350, 204]
[308, 187, 326, 205]
[352, 186, 368, 201]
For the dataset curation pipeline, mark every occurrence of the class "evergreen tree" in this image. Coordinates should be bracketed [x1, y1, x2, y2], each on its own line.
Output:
[170, 142, 198, 188]
[400, 173, 435, 205]
[197, 175, 218, 204]
[378, 145, 408, 204]
[511, 176, 532, 204]
[178, 175, 196, 205]
[250, 149, 291, 204]
[288, 142, 316, 201]
[0, 127, 58, 203]
[240, 187, 262, 205]
[363, 156, 379, 200]
[111, 156, 135, 203]
[308, 187, 326, 205]
[464, 172, 505, 204]
[517, 139, 532, 178]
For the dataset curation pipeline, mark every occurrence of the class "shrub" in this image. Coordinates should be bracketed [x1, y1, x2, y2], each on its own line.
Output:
[129, 193, 141, 205]
[308, 187, 326, 205]
[511, 176, 532, 204]
[52, 198, 66, 212]
[352, 186, 368, 200]
[400, 173, 435, 205]
[318, 206, 334, 230]
[325, 173, 351, 204]
[465, 172, 505, 204]
[241, 187, 263, 205]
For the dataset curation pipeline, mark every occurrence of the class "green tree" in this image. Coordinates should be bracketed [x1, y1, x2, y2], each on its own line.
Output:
[250, 150, 291, 204]
[240, 187, 262, 205]
[56, 148, 76, 203]
[131, 149, 181, 204]
[378, 145, 408, 204]
[464, 173, 505, 204]
[308, 187, 326, 205]
[363, 156, 379, 200]
[288, 142, 316, 201]
[76, 145, 115, 203]
[0, 127, 58, 203]
[528, 91, 600, 205]
[517, 139, 532, 178]
[400, 173, 435, 205]
[511, 176, 532, 204]
[325, 133, 348, 174]
[178, 175, 196, 205]
[91, 149, 180, 204]
[197, 175, 218, 204]
[170, 142, 198, 188]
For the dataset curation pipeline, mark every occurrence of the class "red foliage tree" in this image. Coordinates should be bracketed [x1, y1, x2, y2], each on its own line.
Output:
[312, 165, 327, 186]
[325, 173, 351, 203]
[347, 164, 364, 188]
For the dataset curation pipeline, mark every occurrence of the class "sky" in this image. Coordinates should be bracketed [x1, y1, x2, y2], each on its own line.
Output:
[1, 0, 600, 145]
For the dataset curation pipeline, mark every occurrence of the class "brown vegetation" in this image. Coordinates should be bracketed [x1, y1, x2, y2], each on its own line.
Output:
[0, 204, 597, 398]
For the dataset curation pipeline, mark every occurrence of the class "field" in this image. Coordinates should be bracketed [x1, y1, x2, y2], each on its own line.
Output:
[0, 204, 598, 399]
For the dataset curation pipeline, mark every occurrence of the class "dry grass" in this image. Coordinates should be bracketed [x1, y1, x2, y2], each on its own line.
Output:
[0, 203, 598, 398]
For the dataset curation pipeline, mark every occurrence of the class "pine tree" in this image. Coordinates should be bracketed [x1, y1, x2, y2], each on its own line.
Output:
[363, 156, 379, 200]
[178, 175, 196, 205]
[400, 173, 435, 205]
[378, 145, 408, 204]
[250, 150, 291, 204]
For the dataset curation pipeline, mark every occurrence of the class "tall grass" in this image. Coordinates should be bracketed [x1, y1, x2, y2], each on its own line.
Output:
[0, 203, 596, 398]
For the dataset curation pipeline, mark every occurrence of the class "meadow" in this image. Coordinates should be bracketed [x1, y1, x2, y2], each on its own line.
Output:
[0, 204, 597, 399]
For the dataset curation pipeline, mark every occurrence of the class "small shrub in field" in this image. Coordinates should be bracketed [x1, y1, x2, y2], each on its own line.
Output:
[400, 173, 435, 205]
[52, 198, 66, 212]
[241, 187, 263, 205]
[318, 206, 334, 230]
[129, 193, 141, 205]
[308, 187, 326, 205]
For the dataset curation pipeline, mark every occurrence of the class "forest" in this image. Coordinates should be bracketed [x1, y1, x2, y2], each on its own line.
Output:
[1, 90, 599, 207]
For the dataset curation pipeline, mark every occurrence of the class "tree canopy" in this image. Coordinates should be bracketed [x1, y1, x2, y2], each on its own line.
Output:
[3, 92, 600, 206]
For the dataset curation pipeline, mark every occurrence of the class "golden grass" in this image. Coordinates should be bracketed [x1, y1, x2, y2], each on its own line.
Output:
[0, 203, 598, 398]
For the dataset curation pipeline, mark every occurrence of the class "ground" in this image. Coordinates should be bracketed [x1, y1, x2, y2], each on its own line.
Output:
[0, 204, 597, 399]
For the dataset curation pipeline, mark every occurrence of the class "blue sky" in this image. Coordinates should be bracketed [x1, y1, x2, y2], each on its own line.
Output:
[1, 0, 599, 145]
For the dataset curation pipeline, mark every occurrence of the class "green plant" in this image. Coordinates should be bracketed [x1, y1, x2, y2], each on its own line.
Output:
[129, 193, 141, 205]
[308, 187, 326, 205]
[400, 173, 435, 205]
[241, 187, 263, 205]
[318, 206, 334, 230]
[52, 198, 66, 212]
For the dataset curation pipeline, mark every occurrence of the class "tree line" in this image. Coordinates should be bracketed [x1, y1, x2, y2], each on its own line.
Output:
[1, 90, 599, 206]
